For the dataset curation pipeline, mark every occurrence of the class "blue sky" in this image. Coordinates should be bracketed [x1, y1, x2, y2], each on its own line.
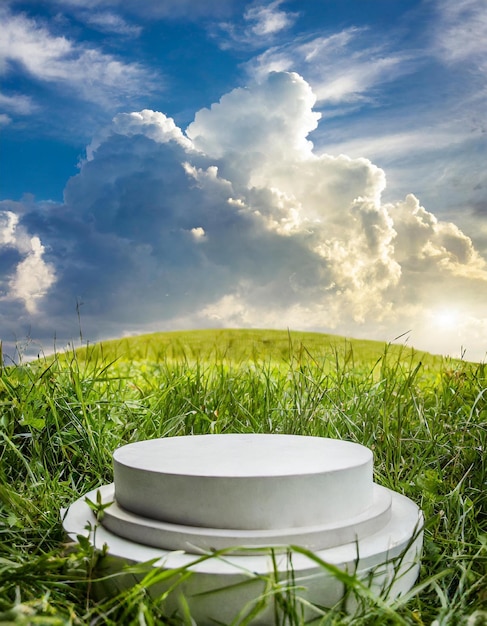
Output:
[0, 0, 486, 361]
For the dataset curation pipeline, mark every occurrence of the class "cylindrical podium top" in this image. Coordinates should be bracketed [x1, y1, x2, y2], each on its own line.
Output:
[113, 434, 373, 530]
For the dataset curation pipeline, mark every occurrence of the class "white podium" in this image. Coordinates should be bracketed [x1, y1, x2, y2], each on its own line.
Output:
[63, 434, 423, 623]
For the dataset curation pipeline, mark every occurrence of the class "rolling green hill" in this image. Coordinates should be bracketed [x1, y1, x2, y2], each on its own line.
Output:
[70, 328, 461, 373]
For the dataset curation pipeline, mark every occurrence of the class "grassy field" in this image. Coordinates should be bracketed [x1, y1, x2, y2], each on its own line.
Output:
[0, 329, 486, 625]
[67, 328, 446, 370]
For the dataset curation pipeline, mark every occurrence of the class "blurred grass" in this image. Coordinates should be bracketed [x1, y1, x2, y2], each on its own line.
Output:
[69, 328, 449, 370]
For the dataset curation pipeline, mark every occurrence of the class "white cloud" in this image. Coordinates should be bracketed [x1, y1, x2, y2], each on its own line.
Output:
[0, 6, 155, 106]
[0, 92, 37, 115]
[434, 0, 487, 64]
[8, 236, 56, 314]
[320, 126, 474, 162]
[391, 194, 487, 279]
[3, 72, 486, 361]
[0, 210, 56, 314]
[246, 28, 415, 105]
[217, 0, 297, 48]
[77, 10, 142, 36]
[244, 1, 296, 37]
[87, 109, 193, 159]
[313, 54, 407, 104]
[0, 211, 19, 246]
[187, 72, 320, 161]
[190, 226, 206, 240]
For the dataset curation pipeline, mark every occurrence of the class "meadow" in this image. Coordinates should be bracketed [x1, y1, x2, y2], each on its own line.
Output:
[0, 329, 485, 625]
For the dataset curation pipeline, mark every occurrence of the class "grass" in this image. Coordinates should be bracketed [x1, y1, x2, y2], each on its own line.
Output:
[65, 328, 446, 371]
[0, 328, 486, 625]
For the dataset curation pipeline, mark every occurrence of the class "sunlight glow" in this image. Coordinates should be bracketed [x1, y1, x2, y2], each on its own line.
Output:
[435, 308, 459, 330]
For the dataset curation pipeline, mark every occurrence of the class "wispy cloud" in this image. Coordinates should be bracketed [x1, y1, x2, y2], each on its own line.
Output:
[13, 0, 237, 20]
[321, 124, 478, 162]
[430, 0, 487, 137]
[216, 0, 298, 48]
[246, 28, 416, 105]
[433, 0, 487, 64]
[0, 6, 155, 108]
[76, 10, 142, 36]
[244, 1, 297, 37]
[0, 92, 37, 115]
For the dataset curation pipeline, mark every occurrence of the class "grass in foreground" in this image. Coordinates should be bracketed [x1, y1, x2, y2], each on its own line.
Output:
[0, 329, 486, 624]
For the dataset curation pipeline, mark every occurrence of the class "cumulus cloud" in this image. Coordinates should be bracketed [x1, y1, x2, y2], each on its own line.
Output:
[392, 195, 487, 279]
[0, 209, 56, 314]
[86, 109, 193, 160]
[2, 71, 486, 360]
[187, 72, 319, 161]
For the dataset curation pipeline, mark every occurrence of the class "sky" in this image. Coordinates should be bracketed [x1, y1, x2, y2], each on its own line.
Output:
[0, 0, 486, 363]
